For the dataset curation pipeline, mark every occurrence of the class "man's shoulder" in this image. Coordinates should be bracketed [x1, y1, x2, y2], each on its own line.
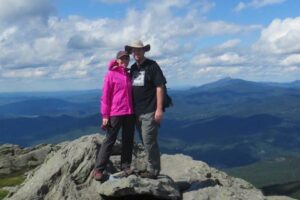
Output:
[144, 58, 158, 66]
[130, 59, 159, 70]
[145, 58, 155, 63]
[144, 59, 161, 71]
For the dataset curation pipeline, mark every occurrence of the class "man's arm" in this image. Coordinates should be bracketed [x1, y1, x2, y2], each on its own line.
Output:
[155, 84, 164, 123]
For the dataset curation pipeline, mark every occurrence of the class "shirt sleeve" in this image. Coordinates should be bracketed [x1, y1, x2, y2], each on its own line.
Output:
[100, 73, 113, 118]
[152, 61, 167, 87]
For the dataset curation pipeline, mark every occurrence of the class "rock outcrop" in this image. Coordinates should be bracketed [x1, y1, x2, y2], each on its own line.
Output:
[0, 143, 56, 175]
[3, 134, 296, 200]
[98, 175, 181, 199]
[160, 154, 296, 200]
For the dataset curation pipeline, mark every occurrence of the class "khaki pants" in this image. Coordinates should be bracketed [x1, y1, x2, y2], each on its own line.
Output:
[136, 112, 161, 176]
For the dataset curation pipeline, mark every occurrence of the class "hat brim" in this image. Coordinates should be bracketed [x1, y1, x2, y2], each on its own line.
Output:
[125, 44, 150, 54]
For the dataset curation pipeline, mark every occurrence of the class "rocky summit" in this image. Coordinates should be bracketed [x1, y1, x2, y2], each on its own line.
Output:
[0, 143, 56, 176]
[2, 134, 296, 200]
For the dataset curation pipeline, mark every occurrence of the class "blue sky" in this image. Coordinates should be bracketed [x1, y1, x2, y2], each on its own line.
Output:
[0, 0, 300, 92]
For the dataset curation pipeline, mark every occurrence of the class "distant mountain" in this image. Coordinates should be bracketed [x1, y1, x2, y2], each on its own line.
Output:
[0, 114, 100, 146]
[3, 78, 300, 199]
[189, 77, 273, 93]
[168, 77, 300, 121]
[0, 89, 100, 105]
[1, 78, 300, 169]
[189, 78, 300, 94]
[264, 80, 300, 88]
[191, 77, 300, 90]
[160, 113, 300, 167]
[290, 80, 300, 87]
[0, 98, 99, 118]
[2, 112, 297, 168]
[0, 89, 99, 98]
[225, 156, 300, 199]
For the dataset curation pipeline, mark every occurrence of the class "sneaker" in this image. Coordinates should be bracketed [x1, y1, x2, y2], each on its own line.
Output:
[91, 169, 103, 181]
[139, 171, 157, 179]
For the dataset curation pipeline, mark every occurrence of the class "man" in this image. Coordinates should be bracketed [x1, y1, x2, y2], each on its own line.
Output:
[125, 40, 166, 179]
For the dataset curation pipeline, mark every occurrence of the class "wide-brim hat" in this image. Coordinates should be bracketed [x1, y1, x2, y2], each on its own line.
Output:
[125, 40, 151, 53]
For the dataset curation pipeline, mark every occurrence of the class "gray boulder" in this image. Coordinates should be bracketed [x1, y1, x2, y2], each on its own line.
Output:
[0, 143, 56, 175]
[267, 197, 296, 200]
[161, 154, 295, 200]
[6, 134, 296, 200]
[98, 174, 180, 200]
[7, 134, 105, 200]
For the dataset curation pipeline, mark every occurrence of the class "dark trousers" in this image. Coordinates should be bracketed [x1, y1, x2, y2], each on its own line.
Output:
[95, 114, 135, 172]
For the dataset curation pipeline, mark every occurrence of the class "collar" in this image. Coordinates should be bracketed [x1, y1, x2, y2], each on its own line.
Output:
[136, 58, 147, 67]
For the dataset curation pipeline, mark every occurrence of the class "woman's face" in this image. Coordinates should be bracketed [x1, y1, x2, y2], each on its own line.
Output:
[117, 55, 130, 67]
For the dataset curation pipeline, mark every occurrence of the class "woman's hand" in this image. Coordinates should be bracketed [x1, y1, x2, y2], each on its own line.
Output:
[102, 118, 109, 126]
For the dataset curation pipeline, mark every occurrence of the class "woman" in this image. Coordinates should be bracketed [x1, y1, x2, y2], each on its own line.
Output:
[92, 50, 135, 181]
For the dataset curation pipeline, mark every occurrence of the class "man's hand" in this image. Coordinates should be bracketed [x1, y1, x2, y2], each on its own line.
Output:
[154, 109, 163, 124]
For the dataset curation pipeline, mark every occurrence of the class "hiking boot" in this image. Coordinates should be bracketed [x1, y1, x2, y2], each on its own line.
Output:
[139, 171, 157, 179]
[91, 169, 103, 181]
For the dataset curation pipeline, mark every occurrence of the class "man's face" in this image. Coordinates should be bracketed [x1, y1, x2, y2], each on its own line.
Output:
[132, 48, 145, 62]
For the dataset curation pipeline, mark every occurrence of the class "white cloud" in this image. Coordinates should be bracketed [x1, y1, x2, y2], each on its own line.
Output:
[235, 0, 286, 12]
[253, 17, 300, 55]
[0, 0, 258, 73]
[196, 66, 241, 76]
[120, 1, 259, 56]
[234, 2, 246, 12]
[0, 0, 54, 24]
[218, 53, 246, 64]
[0, 27, 17, 42]
[250, 0, 286, 8]
[284, 66, 299, 72]
[216, 39, 241, 49]
[1, 68, 48, 78]
[192, 52, 246, 66]
[0, 0, 278, 91]
[196, 0, 216, 13]
[281, 54, 300, 66]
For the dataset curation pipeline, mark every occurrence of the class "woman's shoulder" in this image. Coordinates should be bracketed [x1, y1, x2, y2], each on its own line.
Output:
[105, 69, 123, 80]
[104, 70, 114, 81]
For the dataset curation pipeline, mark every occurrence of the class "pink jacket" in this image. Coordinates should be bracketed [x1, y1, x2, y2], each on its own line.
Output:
[100, 59, 134, 118]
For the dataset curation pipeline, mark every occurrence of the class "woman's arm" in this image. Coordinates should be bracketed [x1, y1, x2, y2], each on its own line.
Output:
[100, 73, 113, 121]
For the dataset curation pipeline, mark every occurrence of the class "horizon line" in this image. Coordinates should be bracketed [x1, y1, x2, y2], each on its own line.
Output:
[1, 77, 299, 94]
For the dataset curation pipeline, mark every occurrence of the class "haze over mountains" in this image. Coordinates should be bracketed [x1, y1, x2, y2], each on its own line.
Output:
[1, 77, 300, 169]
